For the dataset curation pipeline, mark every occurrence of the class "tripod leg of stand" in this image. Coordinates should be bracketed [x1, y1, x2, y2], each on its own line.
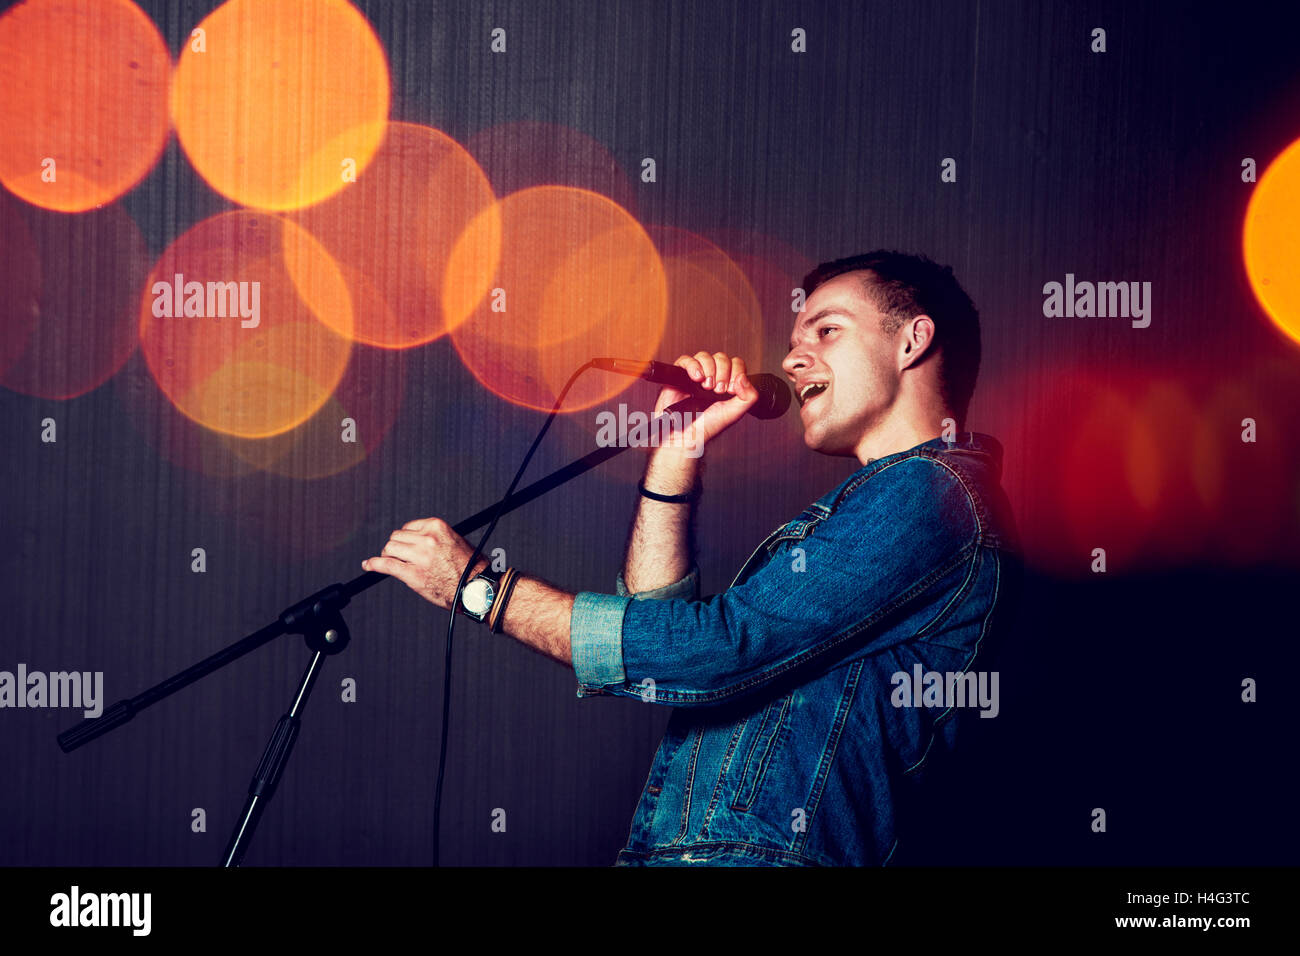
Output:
[221, 650, 327, 867]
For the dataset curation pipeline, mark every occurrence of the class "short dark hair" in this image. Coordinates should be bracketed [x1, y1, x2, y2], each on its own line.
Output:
[801, 251, 981, 429]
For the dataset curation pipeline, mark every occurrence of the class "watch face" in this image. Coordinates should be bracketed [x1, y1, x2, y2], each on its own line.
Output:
[462, 577, 494, 617]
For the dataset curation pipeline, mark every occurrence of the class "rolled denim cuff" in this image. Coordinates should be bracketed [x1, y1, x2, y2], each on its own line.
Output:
[571, 591, 632, 697]
[615, 565, 700, 601]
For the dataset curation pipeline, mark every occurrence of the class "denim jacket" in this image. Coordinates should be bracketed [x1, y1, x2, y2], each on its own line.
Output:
[569, 431, 1023, 866]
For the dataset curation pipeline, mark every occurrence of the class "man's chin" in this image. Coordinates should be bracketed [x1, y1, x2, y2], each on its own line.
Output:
[802, 425, 856, 458]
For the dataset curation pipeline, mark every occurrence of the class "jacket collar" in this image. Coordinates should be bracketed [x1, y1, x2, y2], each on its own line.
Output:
[820, 431, 1005, 509]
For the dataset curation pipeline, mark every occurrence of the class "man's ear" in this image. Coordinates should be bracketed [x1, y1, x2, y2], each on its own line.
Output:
[897, 314, 936, 372]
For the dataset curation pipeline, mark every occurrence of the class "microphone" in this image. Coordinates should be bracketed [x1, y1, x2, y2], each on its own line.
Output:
[593, 358, 791, 420]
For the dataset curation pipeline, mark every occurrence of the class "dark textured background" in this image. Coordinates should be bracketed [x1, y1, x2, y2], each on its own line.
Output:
[1, 0, 1297, 865]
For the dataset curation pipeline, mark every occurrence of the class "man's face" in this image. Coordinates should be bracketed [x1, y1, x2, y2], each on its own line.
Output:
[782, 272, 901, 458]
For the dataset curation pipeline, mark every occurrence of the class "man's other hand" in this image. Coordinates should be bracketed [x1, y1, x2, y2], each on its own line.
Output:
[362, 517, 486, 610]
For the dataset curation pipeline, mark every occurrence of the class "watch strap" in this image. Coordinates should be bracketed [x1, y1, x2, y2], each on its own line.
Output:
[487, 568, 520, 633]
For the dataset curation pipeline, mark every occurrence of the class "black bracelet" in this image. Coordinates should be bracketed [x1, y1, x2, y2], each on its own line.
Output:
[489, 568, 521, 634]
[638, 482, 698, 504]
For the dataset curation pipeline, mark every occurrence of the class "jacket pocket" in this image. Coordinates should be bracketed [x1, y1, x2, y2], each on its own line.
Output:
[730, 692, 791, 812]
[728, 507, 828, 589]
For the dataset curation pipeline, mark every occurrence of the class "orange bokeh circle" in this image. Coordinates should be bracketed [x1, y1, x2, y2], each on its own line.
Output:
[0, 0, 170, 212]
[220, 342, 407, 479]
[1244, 136, 1300, 346]
[171, 0, 390, 212]
[646, 225, 765, 368]
[447, 187, 668, 412]
[464, 120, 639, 215]
[138, 211, 354, 438]
[290, 122, 499, 348]
[0, 192, 149, 398]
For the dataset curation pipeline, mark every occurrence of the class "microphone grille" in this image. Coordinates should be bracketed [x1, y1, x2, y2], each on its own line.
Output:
[748, 374, 792, 420]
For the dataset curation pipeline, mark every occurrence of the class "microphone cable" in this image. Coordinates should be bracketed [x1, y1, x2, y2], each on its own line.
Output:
[432, 360, 594, 866]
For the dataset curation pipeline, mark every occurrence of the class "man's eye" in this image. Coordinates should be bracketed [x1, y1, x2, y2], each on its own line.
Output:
[819, 326, 837, 337]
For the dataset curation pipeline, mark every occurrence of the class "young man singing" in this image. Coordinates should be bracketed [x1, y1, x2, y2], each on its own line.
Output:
[364, 250, 1023, 866]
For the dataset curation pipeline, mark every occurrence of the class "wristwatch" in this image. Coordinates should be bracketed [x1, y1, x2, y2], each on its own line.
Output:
[459, 569, 503, 622]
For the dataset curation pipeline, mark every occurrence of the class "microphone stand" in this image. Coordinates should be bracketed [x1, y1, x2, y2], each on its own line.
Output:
[56, 395, 707, 867]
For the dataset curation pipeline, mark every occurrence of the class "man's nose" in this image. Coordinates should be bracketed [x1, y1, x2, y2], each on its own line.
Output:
[782, 349, 808, 377]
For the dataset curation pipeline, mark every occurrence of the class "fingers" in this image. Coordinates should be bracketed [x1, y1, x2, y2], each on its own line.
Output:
[362, 523, 445, 571]
[676, 352, 750, 394]
[693, 351, 730, 393]
[363, 516, 477, 610]
[674, 353, 706, 386]
[361, 554, 415, 586]
[710, 352, 732, 394]
[401, 516, 450, 534]
[728, 356, 749, 395]
[379, 535, 422, 563]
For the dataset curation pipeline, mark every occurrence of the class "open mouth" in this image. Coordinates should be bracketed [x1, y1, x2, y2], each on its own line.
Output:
[797, 382, 829, 408]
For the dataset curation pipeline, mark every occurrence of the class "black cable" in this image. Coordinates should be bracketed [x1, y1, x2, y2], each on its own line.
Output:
[431, 361, 595, 866]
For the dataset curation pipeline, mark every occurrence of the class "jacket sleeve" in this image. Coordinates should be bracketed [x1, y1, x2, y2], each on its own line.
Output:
[569, 456, 980, 705]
